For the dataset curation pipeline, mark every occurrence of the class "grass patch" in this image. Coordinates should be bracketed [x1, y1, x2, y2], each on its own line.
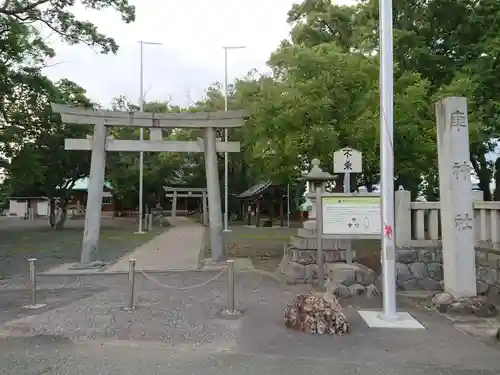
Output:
[204, 227, 296, 273]
[204, 225, 382, 274]
[0, 218, 164, 278]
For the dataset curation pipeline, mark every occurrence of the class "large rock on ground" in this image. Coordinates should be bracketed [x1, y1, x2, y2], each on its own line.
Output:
[325, 262, 376, 286]
[431, 292, 498, 317]
[284, 293, 349, 335]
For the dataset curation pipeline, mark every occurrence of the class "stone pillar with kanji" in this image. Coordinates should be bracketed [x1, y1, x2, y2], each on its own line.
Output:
[436, 97, 477, 298]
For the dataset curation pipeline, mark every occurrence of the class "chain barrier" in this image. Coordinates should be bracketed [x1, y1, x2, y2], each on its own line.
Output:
[135, 262, 240, 315]
[136, 262, 240, 316]
[22, 259, 243, 315]
[138, 267, 228, 291]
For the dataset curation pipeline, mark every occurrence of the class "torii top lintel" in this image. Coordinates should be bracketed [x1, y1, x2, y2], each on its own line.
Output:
[51, 104, 247, 129]
[164, 186, 207, 193]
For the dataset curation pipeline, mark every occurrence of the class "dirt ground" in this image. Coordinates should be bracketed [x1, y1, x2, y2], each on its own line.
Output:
[204, 223, 382, 273]
[0, 217, 164, 278]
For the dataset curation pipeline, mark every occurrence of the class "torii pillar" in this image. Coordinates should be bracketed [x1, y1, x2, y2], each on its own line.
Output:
[204, 127, 224, 261]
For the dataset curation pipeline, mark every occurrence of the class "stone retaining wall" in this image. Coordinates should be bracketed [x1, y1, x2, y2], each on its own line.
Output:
[395, 248, 500, 296]
[281, 244, 500, 296]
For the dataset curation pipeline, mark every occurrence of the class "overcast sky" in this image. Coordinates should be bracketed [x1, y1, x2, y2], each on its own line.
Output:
[42, 0, 355, 108]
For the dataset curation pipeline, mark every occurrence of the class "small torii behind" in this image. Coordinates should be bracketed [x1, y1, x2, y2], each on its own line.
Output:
[52, 104, 246, 268]
[164, 186, 208, 226]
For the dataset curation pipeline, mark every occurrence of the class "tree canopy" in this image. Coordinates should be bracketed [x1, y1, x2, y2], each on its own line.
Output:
[2, 0, 500, 228]
[0, 0, 135, 226]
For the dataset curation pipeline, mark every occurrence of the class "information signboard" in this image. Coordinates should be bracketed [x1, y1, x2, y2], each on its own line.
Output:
[322, 196, 381, 236]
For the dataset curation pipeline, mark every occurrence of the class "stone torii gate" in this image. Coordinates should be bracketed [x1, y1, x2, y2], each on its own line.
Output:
[164, 186, 208, 225]
[52, 104, 246, 268]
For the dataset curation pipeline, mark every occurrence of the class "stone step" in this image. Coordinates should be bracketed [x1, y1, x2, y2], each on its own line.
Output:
[290, 236, 342, 251]
[279, 255, 376, 287]
[287, 247, 344, 264]
[303, 220, 316, 230]
[297, 228, 315, 238]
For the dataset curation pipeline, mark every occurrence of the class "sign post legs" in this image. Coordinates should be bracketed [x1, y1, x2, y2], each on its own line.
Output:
[334, 148, 363, 264]
[315, 185, 324, 290]
[344, 171, 353, 264]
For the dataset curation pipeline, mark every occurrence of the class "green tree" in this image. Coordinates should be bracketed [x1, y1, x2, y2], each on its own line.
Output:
[104, 96, 186, 210]
[233, 41, 433, 197]
[0, 174, 9, 210]
[1, 0, 136, 128]
[0, 0, 137, 224]
[286, 0, 500, 199]
[0, 0, 134, 54]
[4, 78, 94, 228]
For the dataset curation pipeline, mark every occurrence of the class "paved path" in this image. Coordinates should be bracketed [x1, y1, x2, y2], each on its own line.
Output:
[106, 217, 204, 272]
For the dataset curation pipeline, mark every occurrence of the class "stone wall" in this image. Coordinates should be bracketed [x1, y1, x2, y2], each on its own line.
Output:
[281, 244, 500, 297]
[280, 246, 343, 284]
[395, 248, 500, 297]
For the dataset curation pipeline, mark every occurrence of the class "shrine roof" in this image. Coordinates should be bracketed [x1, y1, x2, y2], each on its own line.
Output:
[236, 181, 272, 199]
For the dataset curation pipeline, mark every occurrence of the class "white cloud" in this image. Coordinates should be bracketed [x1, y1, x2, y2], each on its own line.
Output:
[42, 0, 356, 107]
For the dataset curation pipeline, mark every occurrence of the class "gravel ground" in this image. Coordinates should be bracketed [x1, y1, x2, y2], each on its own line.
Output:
[0, 271, 499, 374]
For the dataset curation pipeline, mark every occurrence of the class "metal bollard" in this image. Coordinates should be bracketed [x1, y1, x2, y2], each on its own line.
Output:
[124, 259, 136, 311]
[227, 260, 235, 313]
[24, 258, 45, 309]
[29, 258, 37, 306]
[217, 260, 242, 318]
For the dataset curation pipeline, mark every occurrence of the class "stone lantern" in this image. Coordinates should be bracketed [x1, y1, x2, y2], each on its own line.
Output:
[280, 158, 340, 285]
[302, 158, 335, 231]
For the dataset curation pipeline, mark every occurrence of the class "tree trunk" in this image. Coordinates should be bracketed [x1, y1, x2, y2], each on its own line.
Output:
[494, 158, 500, 201]
[478, 169, 492, 201]
[49, 198, 56, 228]
[359, 171, 378, 193]
[395, 175, 420, 201]
[471, 151, 492, 201]
[55, 199, 68, 230]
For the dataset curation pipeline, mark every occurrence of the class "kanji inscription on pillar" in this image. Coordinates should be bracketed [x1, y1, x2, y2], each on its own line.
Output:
[452, 161, 470, 181]
[450, 110, 467, 131]
[454, 213, 473, 231]
[436, 96, 476, 297]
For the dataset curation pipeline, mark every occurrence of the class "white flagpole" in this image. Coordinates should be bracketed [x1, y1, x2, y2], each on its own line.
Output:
[379, 0, 397, 319]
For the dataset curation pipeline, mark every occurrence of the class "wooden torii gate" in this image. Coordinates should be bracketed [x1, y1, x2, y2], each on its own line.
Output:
[52, 104, 246, 268]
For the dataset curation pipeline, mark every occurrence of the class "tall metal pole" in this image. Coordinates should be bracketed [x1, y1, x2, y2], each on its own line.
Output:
[222, 45, 245, 233]
[136, 40, 162, 235]
[223, 47, 229, 232]
[379, 0, 397, 320]
[137, 41, 144, 234]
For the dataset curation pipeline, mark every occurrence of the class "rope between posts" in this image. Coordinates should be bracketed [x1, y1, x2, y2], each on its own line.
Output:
[139, 267, 228, 290]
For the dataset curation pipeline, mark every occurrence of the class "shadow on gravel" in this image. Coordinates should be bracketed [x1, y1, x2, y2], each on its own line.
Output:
[0, 287, 108, 325]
